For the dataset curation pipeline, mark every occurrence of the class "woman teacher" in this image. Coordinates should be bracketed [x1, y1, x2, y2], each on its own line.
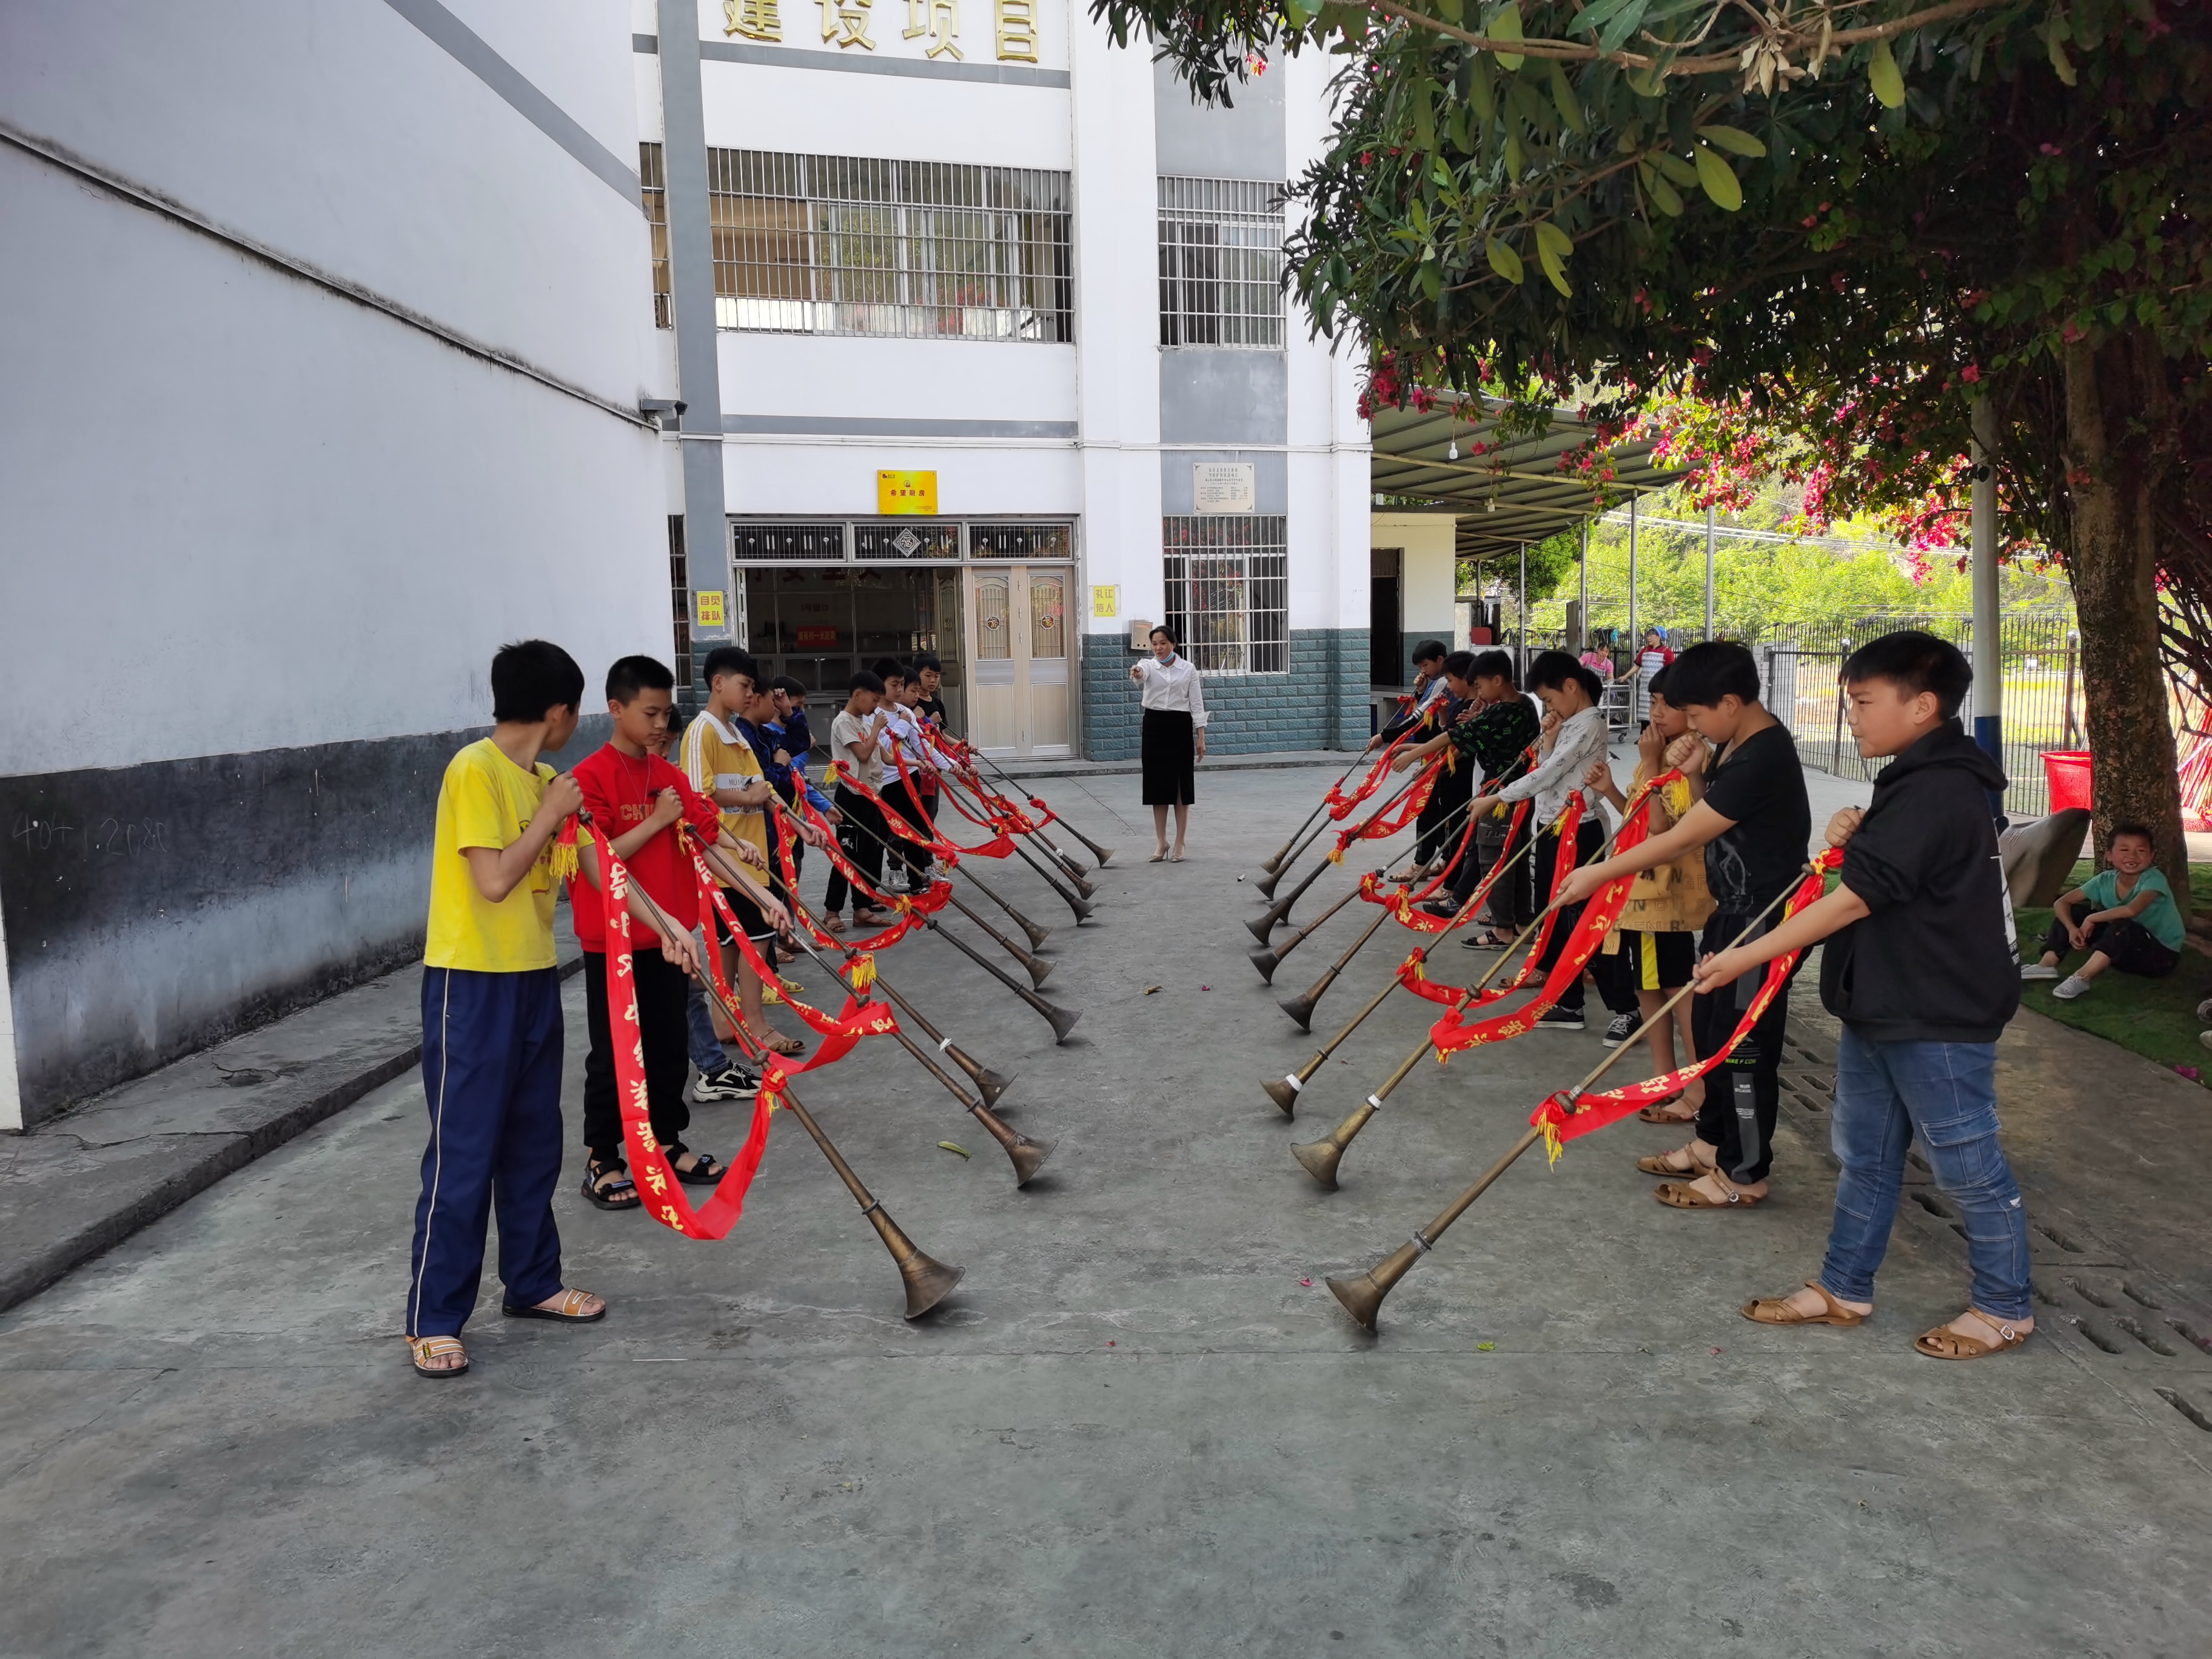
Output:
[1131, 625, 1207, 861]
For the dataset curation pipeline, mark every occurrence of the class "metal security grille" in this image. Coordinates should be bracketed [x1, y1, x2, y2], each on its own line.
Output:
[667, 514, 693, 691]
[970, 523, 1073, 559]
[733, 523, 848, 562]
[1164, 515, 1289, 674]
[708, 150, 1073, 342]
[640, 143, 671, 329]
[1158, 177, 1285, 348]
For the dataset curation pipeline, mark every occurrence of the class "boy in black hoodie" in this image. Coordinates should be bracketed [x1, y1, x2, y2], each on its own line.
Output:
[1695, 632, 2033, 1361]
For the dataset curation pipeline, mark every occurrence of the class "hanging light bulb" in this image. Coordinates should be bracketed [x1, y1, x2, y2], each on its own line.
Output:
[1484, 495, 1497, 513]
[1449, 438, 1459, 460]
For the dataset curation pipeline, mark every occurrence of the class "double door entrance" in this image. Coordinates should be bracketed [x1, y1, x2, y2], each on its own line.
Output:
[735, 550, 1072, 759]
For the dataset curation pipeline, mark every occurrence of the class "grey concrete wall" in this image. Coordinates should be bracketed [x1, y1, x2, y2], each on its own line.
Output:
[1159, 450, 1289, 514]
[1151, 56, 1284, 180]
[1159, 350, 1290, 445]
[1079, 629, 1366, 759]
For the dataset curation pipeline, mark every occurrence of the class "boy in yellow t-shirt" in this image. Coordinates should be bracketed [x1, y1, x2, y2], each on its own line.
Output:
[406, 640, 605, 1381]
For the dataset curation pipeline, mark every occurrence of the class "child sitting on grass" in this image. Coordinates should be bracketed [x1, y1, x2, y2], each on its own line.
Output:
[2022, 823, 2182, 999]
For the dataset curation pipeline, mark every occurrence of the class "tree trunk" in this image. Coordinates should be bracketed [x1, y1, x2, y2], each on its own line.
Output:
[2062, 331, 2190, 913]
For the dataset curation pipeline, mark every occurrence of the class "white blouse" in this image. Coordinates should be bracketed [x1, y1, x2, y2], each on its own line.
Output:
[1134, 654, 1209, 728]
[1498, 705, 1610, 826]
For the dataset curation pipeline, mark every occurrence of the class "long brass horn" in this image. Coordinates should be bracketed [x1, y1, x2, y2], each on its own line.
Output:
[1260, 749, 1369, 874]
[1010, 842, 1094, 922]
[945, 891, 1054, 988]
[779, 1084, 967, 1318]
[1033, 829, 1089, 879]
[1257, 806, 1555, 1116]
[1261, 765, 1429, 899]
[957, 864, 1053, 951]
[773, 894, 1024, 1116]
[1279, 908, 1394, 1032]
[601, 850, 964, 1317]
[927, 917, 1083, 1043]
[1323, 867, 1818, 1332]
[1250, 797, 1481, 985]
[958, 747, 1117, 867]
[1247, 859, 1329, 943]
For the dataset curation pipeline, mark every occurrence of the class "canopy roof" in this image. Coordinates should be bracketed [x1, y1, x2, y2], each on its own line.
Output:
[1369, 394, 1683, 565]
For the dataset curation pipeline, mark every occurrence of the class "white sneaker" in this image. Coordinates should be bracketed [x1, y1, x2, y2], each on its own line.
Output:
[2200, 1029, 2212, 1052]
[2196, 996, 2212, 1022]
[2020, 963, 2060, 981]
[2051, 974, 2093, 1000]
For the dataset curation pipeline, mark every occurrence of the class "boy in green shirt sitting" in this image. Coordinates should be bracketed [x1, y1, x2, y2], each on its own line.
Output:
[2022, 823, 2184, 998]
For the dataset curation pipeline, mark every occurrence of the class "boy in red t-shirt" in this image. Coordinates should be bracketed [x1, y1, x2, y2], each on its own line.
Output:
[569, 655, 788, 1212]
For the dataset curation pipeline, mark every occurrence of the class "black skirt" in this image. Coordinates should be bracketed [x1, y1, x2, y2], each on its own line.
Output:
[1141, 709, 1196, 805]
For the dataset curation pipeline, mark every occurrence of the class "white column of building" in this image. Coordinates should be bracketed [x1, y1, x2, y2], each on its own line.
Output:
[1069, 15, 1164, 748]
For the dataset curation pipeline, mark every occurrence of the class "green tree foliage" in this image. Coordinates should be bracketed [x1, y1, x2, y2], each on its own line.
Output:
[1092, 0, 2208, 880]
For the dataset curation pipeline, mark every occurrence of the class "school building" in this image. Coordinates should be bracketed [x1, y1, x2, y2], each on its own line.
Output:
[0, 1, 1656, 1123]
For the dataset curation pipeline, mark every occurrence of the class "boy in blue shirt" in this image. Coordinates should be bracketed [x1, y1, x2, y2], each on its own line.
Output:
[2022, 823, 2183, 997]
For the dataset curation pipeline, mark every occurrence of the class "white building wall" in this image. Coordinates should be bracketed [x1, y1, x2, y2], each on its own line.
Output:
[0, 1, 669, 1121]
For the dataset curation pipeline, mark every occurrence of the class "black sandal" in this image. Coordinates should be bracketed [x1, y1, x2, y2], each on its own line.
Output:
[581, 1159, 641, 1211]
[668, 1147, 726, 1185]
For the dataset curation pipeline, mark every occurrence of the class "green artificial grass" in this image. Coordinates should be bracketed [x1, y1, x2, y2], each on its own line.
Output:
[2014, 860, 2212, 1084]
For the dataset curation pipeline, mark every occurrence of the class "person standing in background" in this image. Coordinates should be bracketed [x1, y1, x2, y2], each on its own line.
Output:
[1131, 625, 1206, 862]
[1634, 628, 1675, 725]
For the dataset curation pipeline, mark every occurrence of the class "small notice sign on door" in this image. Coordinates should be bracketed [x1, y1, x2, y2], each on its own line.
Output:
[1090, 585, 1119, 619]
[1193, 461, 1256, 514]
[878, 470, 939, 515]
[693, 589, 728, 630]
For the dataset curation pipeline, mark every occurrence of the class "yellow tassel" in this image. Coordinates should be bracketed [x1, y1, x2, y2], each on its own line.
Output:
[1541, 1118, 1563, 1167]
[548, 840, 578, 884]
[1327, 846, 1345, 866]
[851, 952, 877, 991]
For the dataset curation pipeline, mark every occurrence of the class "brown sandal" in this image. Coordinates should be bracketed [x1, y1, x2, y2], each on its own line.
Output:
[1635, 1145, 1710, 1177]
[758, 1030, 806, 1059]
[1637, 1094, 1699, 1124]
[1742, 1281, 1868, 1327]
[1655, 1168, 1762, 1208]
[1914, 1309, 2031, 1361]
[406, 1335, 470, 1379]
[824, 914, 847, 935]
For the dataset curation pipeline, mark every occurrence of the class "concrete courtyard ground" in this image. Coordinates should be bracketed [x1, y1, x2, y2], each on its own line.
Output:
[2, 760, 2210, 1657]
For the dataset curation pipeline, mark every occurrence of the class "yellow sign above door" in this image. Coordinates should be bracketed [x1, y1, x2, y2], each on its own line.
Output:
[877, 470, 939, 515]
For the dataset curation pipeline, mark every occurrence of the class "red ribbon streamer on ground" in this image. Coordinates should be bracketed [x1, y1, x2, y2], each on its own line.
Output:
[1528, 850, 1843, 1159]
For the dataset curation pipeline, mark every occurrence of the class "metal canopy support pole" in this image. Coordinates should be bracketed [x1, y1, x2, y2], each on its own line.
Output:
[1971, 396, 2005, 820]
[1518, 541, 1529, 679]
[1704, 504, 1717, 640]
[1578, 520, 1589, 650]
[1626, 494, 1638, 649]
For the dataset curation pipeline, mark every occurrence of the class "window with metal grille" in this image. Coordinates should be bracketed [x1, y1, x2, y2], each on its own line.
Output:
[1163, 515, 1289, 674]
[970, 523, 1073, 559]
[707, 150, 1073, 342]
[641, 143, 671, 329]
[1158, 177, 1285, 348]
[668, 515, 694, 691]
[732, 523, 849, 561]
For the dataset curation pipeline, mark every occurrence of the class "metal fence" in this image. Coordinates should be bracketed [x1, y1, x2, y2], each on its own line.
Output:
[1157, 177, 1285, 349]
[1164, 515, 1289, 675]
[1759, 614, 2082, 819]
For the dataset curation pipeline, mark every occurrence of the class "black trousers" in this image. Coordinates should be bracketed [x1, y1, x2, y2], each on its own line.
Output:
[1455, 806, 1533, 925]
[1691, 909, 1795, 1185]
[1532, 818, 1608, 1011]
[1418, 770, 1473, 866]
[2041, 915, 2179, 977]
[581, 949, 693, 1164]
[891, 786, 938, 888]
[824, 786, 887, 914]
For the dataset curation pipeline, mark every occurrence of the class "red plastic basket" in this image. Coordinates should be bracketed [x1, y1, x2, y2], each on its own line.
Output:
[2043, 749, 2093, 813]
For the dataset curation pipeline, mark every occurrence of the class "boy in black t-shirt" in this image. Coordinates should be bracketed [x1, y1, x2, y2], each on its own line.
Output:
[1557, 640, 1811, 1207]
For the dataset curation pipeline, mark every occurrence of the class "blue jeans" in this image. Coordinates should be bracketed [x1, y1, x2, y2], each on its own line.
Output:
[685, 979, 729, 1075]
[1820, 1029, 2032, 1320]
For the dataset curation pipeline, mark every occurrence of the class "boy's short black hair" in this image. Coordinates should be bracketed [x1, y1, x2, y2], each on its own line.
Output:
[1527, 648, 1603, 705]
[1441, 649, 1478, 680]
[911, 651, 943, 674]
[2110, 822, 2155, 846]
[1469, 649, 1515, 684]
[491, 639, 585, 723]
[872, 657, 908, 683]
[700, 645, 757, 686]
[1666, 640, 1762, 709]
[606, 654, 675, 704]
[1842, 630, 1972, 720]
[770, 675, 807, 697]
[848, 669, 886, 696]
[1412, 639, 1449, 666]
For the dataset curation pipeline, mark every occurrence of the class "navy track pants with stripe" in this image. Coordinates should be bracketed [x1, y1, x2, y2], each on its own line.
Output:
[407, 966, 566, 1338]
